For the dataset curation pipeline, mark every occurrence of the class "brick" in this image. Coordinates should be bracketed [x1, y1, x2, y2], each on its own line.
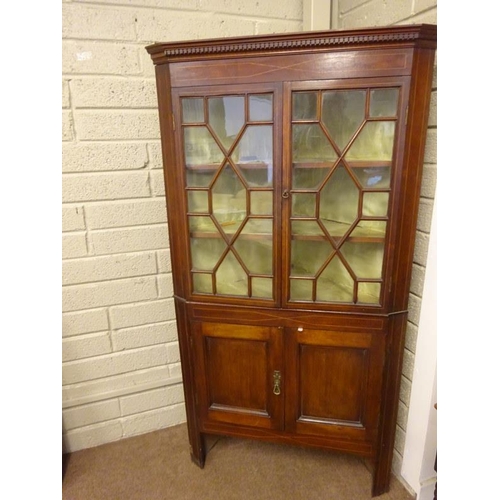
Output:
[62, 344, 168, 384]
[62, 171, 150, 202]
[158, 274, 174, 298]
[63, 420, 122, 453]
[416, 198, 434, 234]
[63, 41, 140, 75]
[428, 90, 437, 127]
[394, 425, 406, 455]
[63, 252, 156, 285]
[62, 365, 170, 404]
[62, 142, 148, 172]
[140, 49, 156, 78]
[199, 0, 303, 19]
[157, 249, 172, 273]
[121, 404, 186, 438]
[396, 401, 409, 431]
[399, 375, 411, 406]
[62, 80, 71, 108]
[150, 170, 166, 196]
[405, 321, 418, 354]
[63, 308, 109, 338]
[62, 3, 137, 41]
[62, 232, 87, 259]
[63, 399, 121, 431]
[166, 342, 180, 363]
[89, 224, 169, 255]
[75, 110, 160, 140]
[340, 0, 412, 28]
[62, 276, 157, 312]
[62, 399, 120, 431]
[63, 110, 74, 141]
[63, 332, 113, 362]
[147, 143, 164, 169]
[78, 0, 199, 8]
[62, 205, 85, 232]
[119, 384, 184, 416]
[398, 7, 436, 24]
[392, 450, 403, 477]
[112, 321, 178, 351]
[169, 363, 183, 379]
[423, 129, 437, 164]
[110, 298, 176, 329]
[85, 199, 167, 230]
[409, 263, 426, 298]
[413, 231, 430, 266]
[408, 293, 422, 326]
[135, 10, 255, 44]
[420, 164, 437, 199]
[402, 348, 415, 379]
[255, 19, 302, 35]
[339, 0, 369, 14]
[71, 78, 157, 109]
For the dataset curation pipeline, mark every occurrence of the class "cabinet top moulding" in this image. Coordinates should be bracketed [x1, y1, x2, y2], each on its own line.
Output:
[145, 24, 437, 65]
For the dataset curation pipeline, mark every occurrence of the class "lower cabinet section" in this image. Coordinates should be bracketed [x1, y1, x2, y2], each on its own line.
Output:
[192, 320, 386, 454]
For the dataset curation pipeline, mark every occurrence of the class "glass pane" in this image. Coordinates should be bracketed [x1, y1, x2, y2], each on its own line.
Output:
[187, 191, 208, 213]
[291, 239, 333, 277]
[208, 96, 245, 151]
[292, 193, 316, 217]
[216, 251, 248, 296]
[249, 94, 273, 121]
[212, 164, 247, 235]
[352, 166, 391, 189]
[250, 191, 273, 215]
[319, 164, 359, 235]
[341, 242, 384, 279]
[292, 92, 318, 121]
[252, 277, 273, 299]
[317, 256, 354, 303]
[292, 124, 338, 164]
[362, 192, 389, 217]
[189, 216, 226, 271]
[358, 282, 381, 304]
[184, 127, 223, 168]
[346, 121, 395, 161]
[232, 125, 273, 187]
[193, 273, 213, 293]
[182, 98, 204, 123]
[291, 220, 325, 237]
[350, 221, 386, 238]
[290, 279, 313, 301]
[322, 90, 366, 151]
[370, 88, 399, 117]
[233, 219, 273, 275]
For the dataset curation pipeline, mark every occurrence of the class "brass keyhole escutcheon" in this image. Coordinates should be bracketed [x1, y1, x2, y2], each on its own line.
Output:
[273, 370, 281, 395]
[282, 190, 290, 199]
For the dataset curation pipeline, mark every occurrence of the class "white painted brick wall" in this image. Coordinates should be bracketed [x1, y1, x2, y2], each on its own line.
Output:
[337, 0, 437, 479]
[62, 0, 302, 455]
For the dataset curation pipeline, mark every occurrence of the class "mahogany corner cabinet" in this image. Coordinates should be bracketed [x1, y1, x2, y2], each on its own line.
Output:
[146, 24, 437, 497]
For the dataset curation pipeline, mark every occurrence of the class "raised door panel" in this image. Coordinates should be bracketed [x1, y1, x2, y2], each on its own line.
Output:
[285, 328, 385, 446]
[194, 322, 284, 430]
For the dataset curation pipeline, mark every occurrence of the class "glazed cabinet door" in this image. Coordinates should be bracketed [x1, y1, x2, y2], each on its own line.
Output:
[172, 84, 282, 305]
[284, 327, 386, 447]
[284, 79, 409, 310]
[193, 322, 284, 431]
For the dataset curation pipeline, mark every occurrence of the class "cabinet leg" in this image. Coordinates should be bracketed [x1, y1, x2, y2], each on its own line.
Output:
[189, 432, 206, 469]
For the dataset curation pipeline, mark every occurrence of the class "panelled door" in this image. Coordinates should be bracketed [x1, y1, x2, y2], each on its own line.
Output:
[284, 327, 386, 445]
[193, 322, 284, 430]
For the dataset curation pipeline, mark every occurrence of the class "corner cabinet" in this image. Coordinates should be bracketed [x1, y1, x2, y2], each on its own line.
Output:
[146, 24, 436, 497]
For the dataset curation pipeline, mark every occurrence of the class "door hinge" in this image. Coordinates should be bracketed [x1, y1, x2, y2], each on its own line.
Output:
[172, 113, 176, 131]
[405, 105, 409, 125]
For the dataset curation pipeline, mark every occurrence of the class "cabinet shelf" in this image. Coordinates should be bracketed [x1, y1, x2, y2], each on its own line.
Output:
[187, 162, 271, 170]
[293, 161, 391, 169]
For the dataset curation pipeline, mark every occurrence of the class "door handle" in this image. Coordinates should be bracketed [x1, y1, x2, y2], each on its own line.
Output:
[273, 370, 281, 395]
